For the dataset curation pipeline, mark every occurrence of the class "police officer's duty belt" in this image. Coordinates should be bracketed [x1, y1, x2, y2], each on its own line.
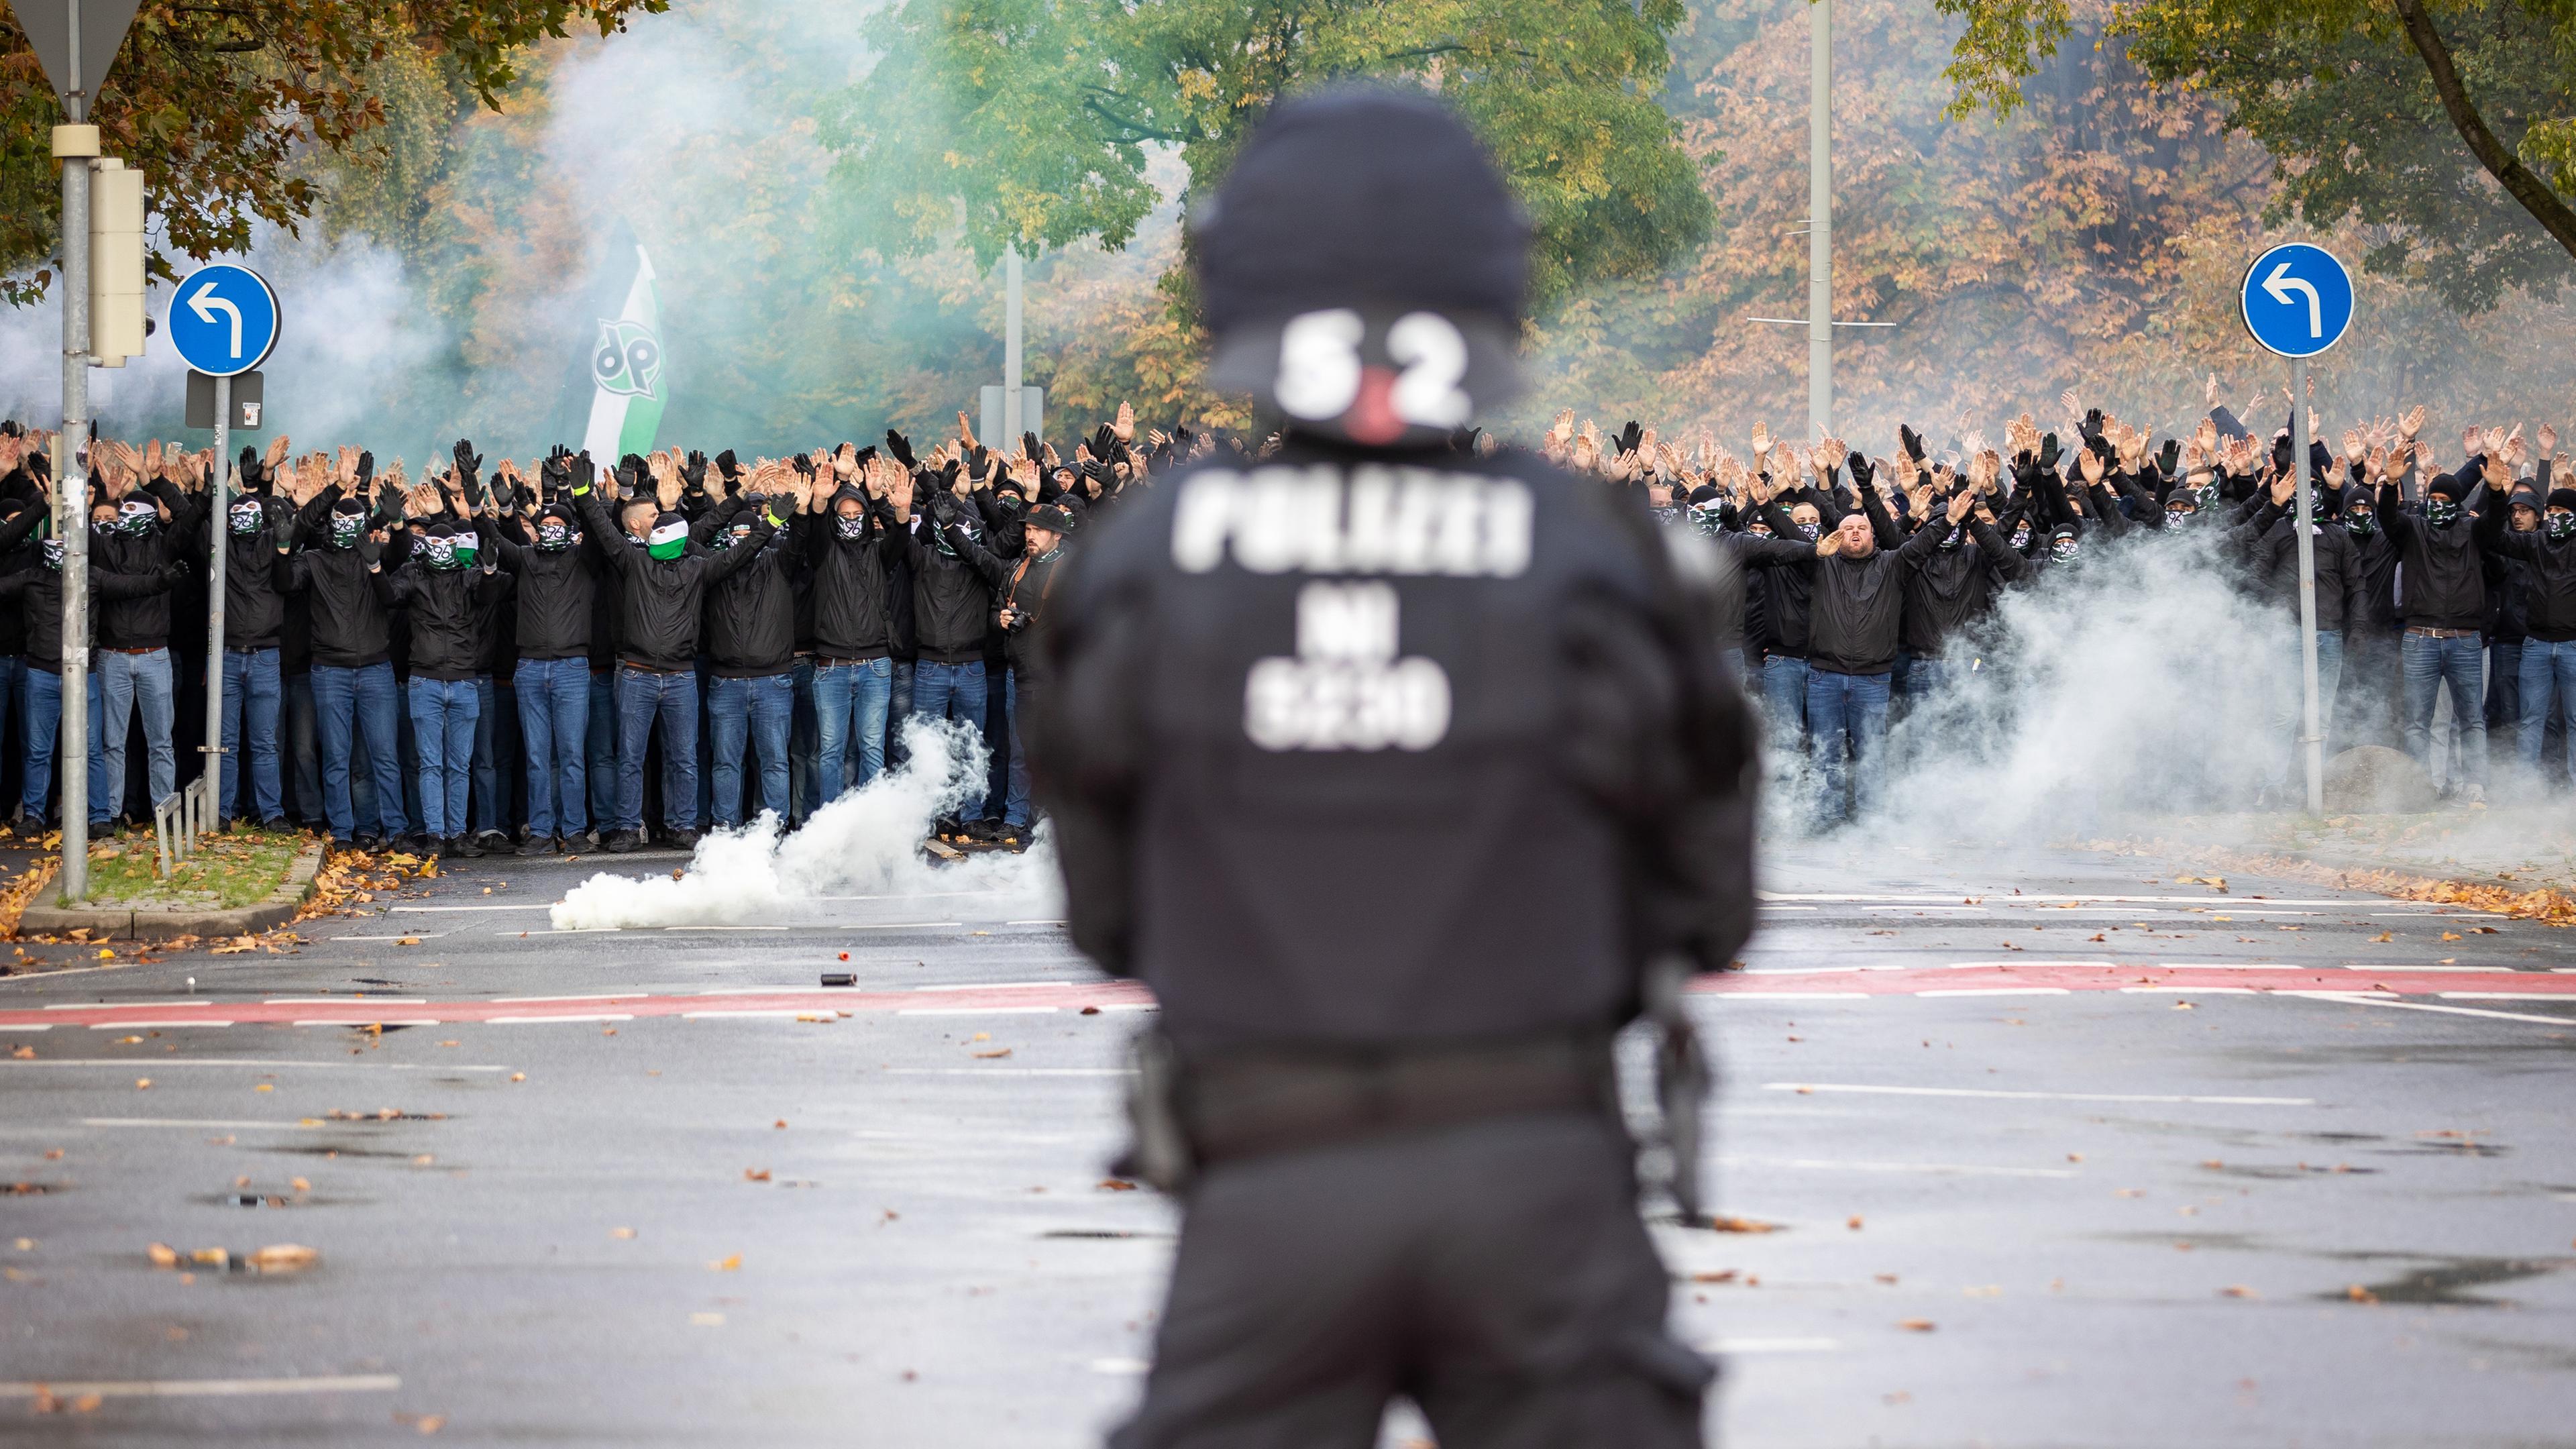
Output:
[1177, 1033, 1621, 1167]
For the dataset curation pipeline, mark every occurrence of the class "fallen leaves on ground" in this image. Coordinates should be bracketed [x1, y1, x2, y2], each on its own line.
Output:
[1708, 1215, 1780, 1233]
[710, 1254, 742, 1271]
[250, 1243, 319, 1273]
[743, 1168, 771, 1182]
[1897, 1319, 1937, 1332]
[146, 1242, 178, 1267]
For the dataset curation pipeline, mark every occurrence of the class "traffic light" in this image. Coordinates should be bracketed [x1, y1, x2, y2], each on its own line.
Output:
[89, 156, 146, 366]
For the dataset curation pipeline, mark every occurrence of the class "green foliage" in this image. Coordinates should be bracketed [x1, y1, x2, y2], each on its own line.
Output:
[1937, 0, 2576, 313]
[0, 0, 667, 305]
[820, 0, 1715, 315]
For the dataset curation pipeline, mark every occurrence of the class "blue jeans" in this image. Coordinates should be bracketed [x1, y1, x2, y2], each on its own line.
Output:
[586, 669, 619, 832]
[1806, 668, 1892, 822]
[219, 648, 283, 824]
[21, 667, 106, 822]
[813, 658, 894, 803]
[1902, 655, 1952, 709]
[886, 658, 916, 767]
[515, 657, 592, 839]
[470, 674, 511, 836]
[0, 655, 17, 814]
[789, 658, 818, 824]
[93, 647, 175, 822]
[910, 659, 988, 818]
[1004, 668, 1036, 828]
[2401, 632, 2488, 790]
[616, 666, 700, 833]
[2520, 637, 2576, 788]
[284, 672, 321, 824]
[406, 676, 480, 839]
[1760, 653, 1809, 745]
[311, 661, 405, 842]
[708, 672, 794, 826]
[2269, 629, 2345, 790]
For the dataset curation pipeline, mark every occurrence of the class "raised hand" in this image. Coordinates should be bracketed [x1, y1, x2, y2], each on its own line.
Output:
[1113, 400, 1135, 443]
[1748, 420, 1771, 457]
[1947, 487, 1975, 525]
[2540, 423, 2559, 455]
[2399, 405, 2426, 439]
[2204, 372, 2220, 408]
[264, 433, 291, 471]
[2078, 448, 2104, 486]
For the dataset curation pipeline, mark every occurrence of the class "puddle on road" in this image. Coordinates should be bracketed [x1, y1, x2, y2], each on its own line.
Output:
[2321, 1255, 2576, 1307]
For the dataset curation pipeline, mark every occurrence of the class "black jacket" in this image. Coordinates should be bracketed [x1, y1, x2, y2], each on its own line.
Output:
[1806, 491, 1943, 676]
[808, 494, 906, 661]
[992, 541, 1066, 680]
[698, 500, 801, 676]
[1899, 516, 2019, 656]
[573, 486, 778, 672]
[92, 480, 203, 650]
[216, 494, 297, 650]
[279, 538, 398, 668]
[2247, 502, 2365, 634]
[2490, 526, 2576, 642]
[386, 553, 513, 682]
[487, 521, 597, 662]
[0, 558, 182, 671]
[906, 490, 1014, 663]
[1030, 443, 1757, 1054]
[2381, 478, 2497, 632]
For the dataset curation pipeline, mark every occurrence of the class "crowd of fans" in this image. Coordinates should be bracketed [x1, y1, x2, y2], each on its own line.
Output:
[0, 376, 2569, 853]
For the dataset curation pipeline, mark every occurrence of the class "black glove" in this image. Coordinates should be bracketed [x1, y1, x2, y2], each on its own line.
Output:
[2271, 432, 2294, 476]
[2158, 439, 2180, 477]
[2038, 433, 2061, 471]
[354, 450, 374, 487]
[1615, 421, 1643, 457]
[2082, 408, 2104, 440]
[684, 449, 709, 493]
[883, 431, 916, 470]
[452, 438, 484, 483]
[459, 463, 486, 511]
[357, 535, 384, 568]
[541, 446, 570, 502]
[1847, 451, 1876, 491]
[1898, 423, 1925, 462]
[570, 451, 597, 494]
[237, 446, 264, 493]
[1022, 431, 1042, 463]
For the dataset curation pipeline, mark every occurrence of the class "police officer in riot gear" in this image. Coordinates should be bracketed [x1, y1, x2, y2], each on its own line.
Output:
[1032, 87, 1759, 1448]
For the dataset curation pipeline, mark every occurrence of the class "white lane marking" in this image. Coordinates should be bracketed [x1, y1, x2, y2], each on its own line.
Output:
[46, 1000, 202, 1010]
[1087, 1358, 1149, 1376]
[1864, 905, 1988, 914]
[1719, 1154, 2077, 1179]
[1716, 991, 1871, 1001]
[2119, 962, 2308, 971]
[1005, 919, 1066, 926]
[2437, 992, 2576, 1001]
[2118, 985, 2257, 995]
[849, 921, 965, 930]
[86, 1020, 235, 1029]
[1915, 987, 2070, 998]
[1766, 893, 2357, 904]
[665, 924, 788, 932]
[1945, 961, 2114, 970]
[814, 891, 1014, 902]
[883, 1067, 1130, 1077]
[329, 932, 448, 941]
[1702, 1338, 1840, 1354]
[484, 1014, 633, 1024]
[292, 1019, 441, 1028]
[681, 1010, 834, 1020]
[266, 998, 427, 1005]
[0, 1375, 400, 1399]
[896, 1006, 1061, 1016]
[2, 1024, 47, 1032]
[1743, 964, 1910, 975]
[1093, 1003, 1157, 1012]
[912, 981, 1067, 992]
[510, 927, 622, 934]
[0, 962, 135, 984]
[1763, 1083, 2315, 1106]
[1757, 905, 1817, 911]
[2338, 963, 2495, 972]
[2284, 993, 2573, 1027]
[80, 1118, 318, 1130]
[5, 1059, 513, 1072]
[2369, 910, 2506, 918]
[490, 993, 647, 1003]
[390, 904, 551, 913]
[692, 986, 830, 996]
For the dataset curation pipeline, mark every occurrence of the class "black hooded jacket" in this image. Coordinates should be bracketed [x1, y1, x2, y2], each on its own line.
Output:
[906, 488, 1014, 663]
[386, 548, 515, 682]
[215, 492, 297, 650]
[2490, 524, 2576, 642]
[808, 492, 906, 661]
[2245, 500, 2365, 633]
[696, 498, 802, 676]
[1899, 515, 2021, 656]
[2380, 476, 2498, 632]
[487, 515, 598, 662]
[573, 485, 778, 672]
[93, 480, 204, 649]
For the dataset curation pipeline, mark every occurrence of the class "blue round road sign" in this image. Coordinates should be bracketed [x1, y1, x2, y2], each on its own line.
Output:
[2239, 243, 2352, 359]
[164, 264, 280, 378]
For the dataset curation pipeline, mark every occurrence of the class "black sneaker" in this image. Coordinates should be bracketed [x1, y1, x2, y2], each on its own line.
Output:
[604, 828, 641, 853]
[517, 834, 559, 857]
[260, 816, 290, 833]
[665, 827, 701, 852]
[933, 816, 963, 842]
[352, 831, 383, 853]
[965, 818, 1006, 845]
[474, 829, 511, 853]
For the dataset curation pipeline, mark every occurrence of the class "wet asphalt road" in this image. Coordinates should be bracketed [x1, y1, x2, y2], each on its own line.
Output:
[2, 838, 2572, 1447]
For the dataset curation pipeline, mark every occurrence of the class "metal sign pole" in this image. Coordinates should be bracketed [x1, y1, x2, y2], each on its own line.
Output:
[205, 374, 229, 828]
[1003, 250, 1024, 441]
[2292, 356, 2324, 814]
[58, 121, 93, 900]
[1806, 0, 1832, 439]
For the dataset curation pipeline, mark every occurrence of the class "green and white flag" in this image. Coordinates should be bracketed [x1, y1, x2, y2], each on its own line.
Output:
[583, 243, 665, 460]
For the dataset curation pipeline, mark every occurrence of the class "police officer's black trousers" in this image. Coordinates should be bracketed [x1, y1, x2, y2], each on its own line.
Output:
[1110, 1110, 1712, 1448]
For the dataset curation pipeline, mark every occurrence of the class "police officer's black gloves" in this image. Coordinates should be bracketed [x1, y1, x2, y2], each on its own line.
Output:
[883, 431, 916, 470]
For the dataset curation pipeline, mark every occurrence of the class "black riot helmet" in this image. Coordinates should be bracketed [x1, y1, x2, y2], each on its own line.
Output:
[1194, 86, 1531, 447]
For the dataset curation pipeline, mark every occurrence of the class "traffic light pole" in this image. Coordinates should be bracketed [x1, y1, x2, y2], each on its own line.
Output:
[56, 116, 95, 901]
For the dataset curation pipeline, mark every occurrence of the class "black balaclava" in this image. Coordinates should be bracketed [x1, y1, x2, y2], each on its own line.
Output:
[2426, 476, 2465, 528]
[1194, 86, 1529, 447]
[328, 498, 366, 550]
[2547, 486, 2576, 541]
[832, 486, 870, 540]
[535, 502, 578, 552]
[2049, 523, 2081, 561]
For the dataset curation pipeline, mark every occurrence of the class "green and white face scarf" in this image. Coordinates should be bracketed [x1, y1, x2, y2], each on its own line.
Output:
[647, 518, 688, 561]
[453, 529, 479, 568]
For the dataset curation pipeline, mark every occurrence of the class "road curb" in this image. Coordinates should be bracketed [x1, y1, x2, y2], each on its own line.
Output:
[13, 841, 325, 942]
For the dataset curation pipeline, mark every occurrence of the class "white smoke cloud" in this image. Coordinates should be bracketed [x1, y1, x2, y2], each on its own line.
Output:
[1765, 519, 2300, 843]
[550, 716, 1058, 929]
